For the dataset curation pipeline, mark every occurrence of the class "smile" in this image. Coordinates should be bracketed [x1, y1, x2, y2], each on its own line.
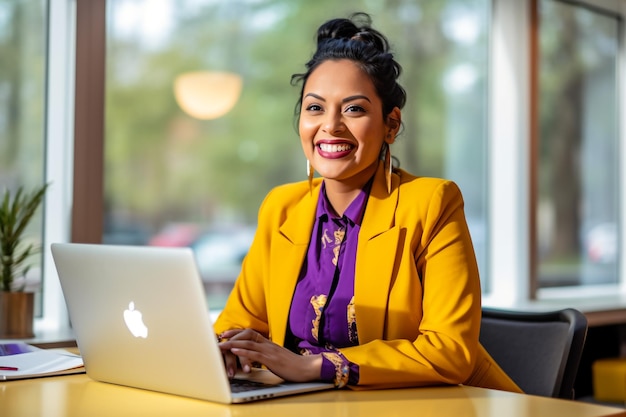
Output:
[318, 143, 354, 153]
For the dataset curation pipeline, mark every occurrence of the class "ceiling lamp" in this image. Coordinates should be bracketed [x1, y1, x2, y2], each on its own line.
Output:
[174, 71, 243, 120]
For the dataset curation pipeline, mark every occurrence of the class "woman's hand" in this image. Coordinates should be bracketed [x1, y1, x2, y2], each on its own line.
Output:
[218, 328, 322, 383]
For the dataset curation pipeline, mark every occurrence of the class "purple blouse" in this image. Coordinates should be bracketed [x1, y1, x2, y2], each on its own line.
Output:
[288, 180, 372, 387]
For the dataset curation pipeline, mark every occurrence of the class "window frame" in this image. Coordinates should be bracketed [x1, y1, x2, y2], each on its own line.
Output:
[485, 0, 534, 305]
[39, 0, 76, 334]
[532, 0, 626, 301]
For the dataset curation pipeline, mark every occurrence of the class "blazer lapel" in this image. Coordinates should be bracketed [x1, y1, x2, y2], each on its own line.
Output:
[268, 181, 320, 345]
[354, 165, 401, 343]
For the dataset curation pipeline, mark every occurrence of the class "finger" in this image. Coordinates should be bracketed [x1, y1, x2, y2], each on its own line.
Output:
[230, 347, 259, 373]
[229, 339, 263, 372]
[221, 336, 265, 352]
[221, 328, 261, 343]
[230, 336, 271, 370]
[222, 351, 238, 378]
[241, 329, 264, 343]
[219, 328, 245, 340]
[219, 334, 262, 374]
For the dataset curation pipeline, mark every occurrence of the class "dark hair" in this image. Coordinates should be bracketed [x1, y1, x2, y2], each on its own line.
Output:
[291, 12, 406, 122]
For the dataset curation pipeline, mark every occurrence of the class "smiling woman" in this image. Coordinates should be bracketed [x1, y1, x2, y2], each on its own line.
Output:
[213, 12, 522, 394]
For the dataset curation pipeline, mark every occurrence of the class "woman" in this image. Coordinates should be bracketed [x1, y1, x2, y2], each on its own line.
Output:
[216, 12, 521, 392]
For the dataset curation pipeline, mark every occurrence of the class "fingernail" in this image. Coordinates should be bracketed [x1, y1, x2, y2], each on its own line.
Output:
[228, 368, 234, 378]
[243, 364, 250, 373]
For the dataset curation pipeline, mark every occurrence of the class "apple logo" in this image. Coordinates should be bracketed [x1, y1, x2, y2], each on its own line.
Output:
[123, 301, 149, 338]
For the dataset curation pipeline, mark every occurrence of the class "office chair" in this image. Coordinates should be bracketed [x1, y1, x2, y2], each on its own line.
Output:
[479, 307, 588, 399]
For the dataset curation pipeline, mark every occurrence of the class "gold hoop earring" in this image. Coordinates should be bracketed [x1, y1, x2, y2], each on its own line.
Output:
[384, 144, 392, 194]
[307, 160, 314, 195]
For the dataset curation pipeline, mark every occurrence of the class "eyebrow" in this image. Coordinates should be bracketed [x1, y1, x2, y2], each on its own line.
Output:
[304, 93, 371, 103]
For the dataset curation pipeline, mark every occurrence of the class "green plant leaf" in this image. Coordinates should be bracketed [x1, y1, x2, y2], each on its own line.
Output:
[0, 183, 49, 292]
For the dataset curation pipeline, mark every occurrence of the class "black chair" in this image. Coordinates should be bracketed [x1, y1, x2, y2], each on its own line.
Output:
[479, 307, 588, 399]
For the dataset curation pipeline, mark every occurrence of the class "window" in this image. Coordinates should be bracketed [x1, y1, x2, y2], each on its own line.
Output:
[0, 1, 47, 315]
[537, 0, 620, 289]
[103, 0, 491, 308]
[30, 0, 626, 333]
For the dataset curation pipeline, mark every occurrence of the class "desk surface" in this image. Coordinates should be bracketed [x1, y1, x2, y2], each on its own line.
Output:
[1, 373, 624, 417]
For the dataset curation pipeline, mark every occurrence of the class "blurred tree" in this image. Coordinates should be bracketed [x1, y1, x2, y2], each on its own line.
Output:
[538, 0, 618, 264]
[0, 0, 46, 189]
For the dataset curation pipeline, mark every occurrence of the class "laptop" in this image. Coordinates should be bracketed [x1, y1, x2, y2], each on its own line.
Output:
[50, 243, 333, 404]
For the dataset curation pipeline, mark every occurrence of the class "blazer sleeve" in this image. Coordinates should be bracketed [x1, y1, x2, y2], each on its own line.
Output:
[342, 179, 483, 388]
[212, 180, 315, 340]
[212, 192, 274, 337]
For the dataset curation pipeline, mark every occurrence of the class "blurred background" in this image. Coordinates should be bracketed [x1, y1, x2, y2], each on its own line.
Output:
[0, 0, 621, 311]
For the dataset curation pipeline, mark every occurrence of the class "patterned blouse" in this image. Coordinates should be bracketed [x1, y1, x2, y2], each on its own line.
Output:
[288, 179, 372, 387]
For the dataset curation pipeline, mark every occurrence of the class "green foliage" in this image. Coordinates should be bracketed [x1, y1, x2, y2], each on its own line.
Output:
[0, 184, 48, 292]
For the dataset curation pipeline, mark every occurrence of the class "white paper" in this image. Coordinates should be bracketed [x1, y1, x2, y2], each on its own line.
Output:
[0, 349, 84, 380]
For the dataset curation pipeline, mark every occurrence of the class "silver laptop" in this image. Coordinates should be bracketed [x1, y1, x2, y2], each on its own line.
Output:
[50, 243, 333, 404]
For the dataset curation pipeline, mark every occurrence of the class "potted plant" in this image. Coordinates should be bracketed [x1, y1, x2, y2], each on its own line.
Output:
[0, 183, 48, 338]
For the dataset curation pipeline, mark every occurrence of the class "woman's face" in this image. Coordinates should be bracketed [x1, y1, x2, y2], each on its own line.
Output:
[299, 59, 400, 190]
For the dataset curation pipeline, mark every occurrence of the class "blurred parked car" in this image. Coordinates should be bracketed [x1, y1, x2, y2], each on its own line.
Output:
[189, 226, 255, 283]
[149, 223, 202, 247]
[585, 222, 617, 264]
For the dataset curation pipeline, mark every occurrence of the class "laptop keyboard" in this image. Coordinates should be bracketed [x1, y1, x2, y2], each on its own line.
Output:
[230, 378, 278, 393]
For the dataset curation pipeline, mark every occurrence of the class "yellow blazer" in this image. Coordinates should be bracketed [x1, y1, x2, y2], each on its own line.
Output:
[215, 163, 521, 393]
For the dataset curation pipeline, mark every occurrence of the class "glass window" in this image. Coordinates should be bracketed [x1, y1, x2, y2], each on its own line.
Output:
[537, 0, 620, 288]
[104, 0, 490, 308]
[0, 1, 47, 315]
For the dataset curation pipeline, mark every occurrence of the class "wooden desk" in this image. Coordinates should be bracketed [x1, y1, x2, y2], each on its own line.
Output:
[1, 373, 624, 417]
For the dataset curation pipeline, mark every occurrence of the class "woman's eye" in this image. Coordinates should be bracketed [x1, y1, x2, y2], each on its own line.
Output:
[305, 104, 322, 112]
[345, 105, 365, 113]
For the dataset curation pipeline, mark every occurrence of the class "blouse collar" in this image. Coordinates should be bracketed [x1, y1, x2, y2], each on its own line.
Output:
[316, 178, 374, 226]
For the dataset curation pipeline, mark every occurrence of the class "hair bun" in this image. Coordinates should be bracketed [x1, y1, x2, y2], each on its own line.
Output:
[316, 13, 388, 53]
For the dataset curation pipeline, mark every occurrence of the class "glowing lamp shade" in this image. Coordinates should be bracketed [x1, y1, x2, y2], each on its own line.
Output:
[174, 71, 243, 120]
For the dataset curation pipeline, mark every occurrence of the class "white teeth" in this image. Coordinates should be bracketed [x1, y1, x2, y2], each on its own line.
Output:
[319, 143, 352, 152]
